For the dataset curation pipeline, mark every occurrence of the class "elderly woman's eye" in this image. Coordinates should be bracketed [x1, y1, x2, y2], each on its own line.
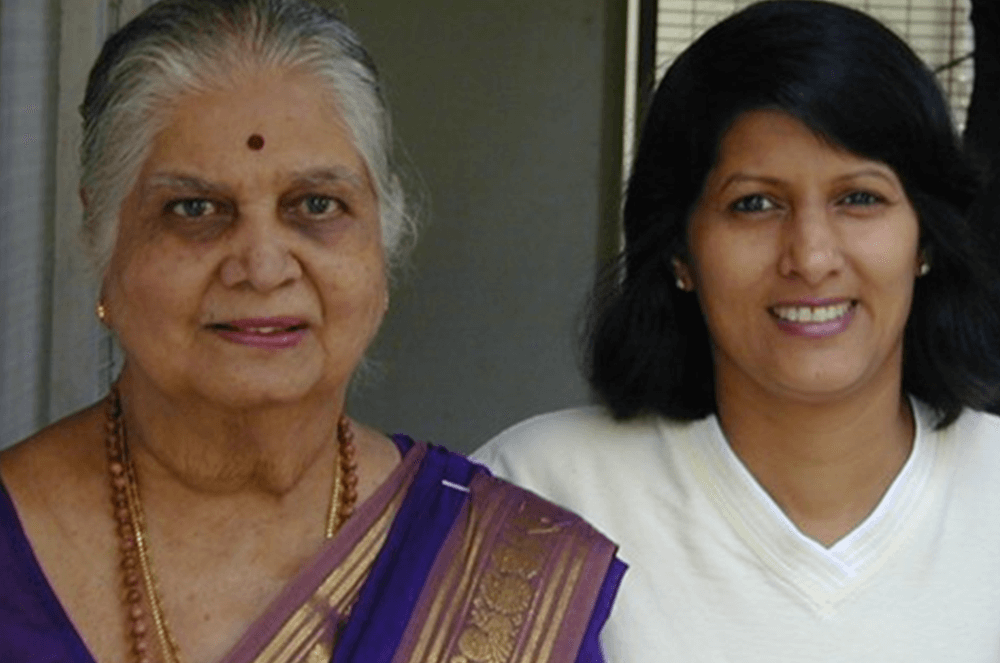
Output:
[170, 199, 216, 218]
[301, 195, 340, 215]
[730, 194, 775, 213]
[841, 190, 884, 206]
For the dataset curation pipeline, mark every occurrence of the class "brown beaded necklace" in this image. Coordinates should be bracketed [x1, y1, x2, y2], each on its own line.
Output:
[104, 386, 358, 663]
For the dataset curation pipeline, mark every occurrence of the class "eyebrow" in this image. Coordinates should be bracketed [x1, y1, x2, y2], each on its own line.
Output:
[831, 168, 899, 186]
[143, 173, 231, 198]
[286, 166, 366, 190]
[142, 166, 366, 200]
[718, 167, 899, 193]
[718, 174, 783, 191]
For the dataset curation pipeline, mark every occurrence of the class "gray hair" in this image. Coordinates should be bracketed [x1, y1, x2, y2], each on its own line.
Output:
[80, 0, 416, 277]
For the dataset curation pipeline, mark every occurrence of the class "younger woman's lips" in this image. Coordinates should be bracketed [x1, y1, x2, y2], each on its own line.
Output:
[771, 301, 857, 338]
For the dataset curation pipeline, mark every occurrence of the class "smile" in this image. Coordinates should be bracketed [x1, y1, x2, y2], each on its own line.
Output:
[211, 324, 307, 334]
[770, 301, 854, 323]
[208, 317, 309, 349]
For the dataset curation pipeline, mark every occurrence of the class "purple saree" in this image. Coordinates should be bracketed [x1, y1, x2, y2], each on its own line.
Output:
[0, 437, 624, 663]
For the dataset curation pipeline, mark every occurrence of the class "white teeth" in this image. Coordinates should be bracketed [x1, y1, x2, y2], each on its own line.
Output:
[772, 302, 851, 323]
[247, 327, 283, 334]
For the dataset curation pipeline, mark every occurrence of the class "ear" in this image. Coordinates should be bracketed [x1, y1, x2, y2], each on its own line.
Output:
[671, 257, 694, 291]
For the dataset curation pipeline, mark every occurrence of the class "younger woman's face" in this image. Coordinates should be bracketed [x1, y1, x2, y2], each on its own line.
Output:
[678, 110, 921, 406]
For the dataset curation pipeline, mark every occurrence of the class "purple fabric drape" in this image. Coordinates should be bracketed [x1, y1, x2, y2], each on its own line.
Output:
[0, 481, 97, 662]
[333, 441, 480, 660]
[0, 438, 623, 663]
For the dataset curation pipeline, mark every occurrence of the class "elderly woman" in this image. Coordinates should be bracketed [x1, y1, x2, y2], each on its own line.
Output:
[476, 1, 1000, 661]
[0, 1, 624, 662]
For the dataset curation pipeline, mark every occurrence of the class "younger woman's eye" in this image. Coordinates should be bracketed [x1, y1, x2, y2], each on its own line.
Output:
[840, 190, 884, 206]
[170, 199, 217, 218]
[730, 194, 775, 213]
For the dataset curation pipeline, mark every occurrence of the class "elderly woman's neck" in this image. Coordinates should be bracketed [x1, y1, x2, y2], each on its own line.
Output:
[116, 374, 344, 495]
[715, 376, 914, 547]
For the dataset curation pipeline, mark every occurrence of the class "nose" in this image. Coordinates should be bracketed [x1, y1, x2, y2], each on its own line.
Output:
[219, 212, 303, 291]
[777, 203, 844, 284]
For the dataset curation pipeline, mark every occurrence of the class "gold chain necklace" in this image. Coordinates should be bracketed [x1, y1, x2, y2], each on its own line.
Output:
[104, 386, 358, 663]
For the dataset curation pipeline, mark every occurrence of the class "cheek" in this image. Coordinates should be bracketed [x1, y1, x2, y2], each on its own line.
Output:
[107, 237, 214, 327]
[851, 220, 919, 295]
[690, 229, 772, 303]
[314, 245, 387, 315]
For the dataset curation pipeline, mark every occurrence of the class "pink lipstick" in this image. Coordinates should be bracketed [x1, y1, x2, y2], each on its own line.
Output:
[209, 317, 308, 349]
[769, 300, 857, 338]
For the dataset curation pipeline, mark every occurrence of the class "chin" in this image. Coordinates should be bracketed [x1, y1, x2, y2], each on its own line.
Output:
[770, 372, 878, 403]
[195, 373, 324, 410]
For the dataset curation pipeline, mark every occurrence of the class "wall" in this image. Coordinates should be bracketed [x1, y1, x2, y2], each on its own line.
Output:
[342, 0, 627, 452]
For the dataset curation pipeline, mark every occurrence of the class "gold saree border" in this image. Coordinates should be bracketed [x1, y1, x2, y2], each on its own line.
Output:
[393, 474, 617, 663]
[218, 443, 428, 663]
[250, 499, 401, 663]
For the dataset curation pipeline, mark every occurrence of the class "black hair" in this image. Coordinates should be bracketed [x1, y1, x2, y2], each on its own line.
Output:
[587, 0, 1000, 427]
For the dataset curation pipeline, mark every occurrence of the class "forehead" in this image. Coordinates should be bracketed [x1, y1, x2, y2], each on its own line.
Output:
[711, 110, 887, 176]
[141, 67, 369, 187]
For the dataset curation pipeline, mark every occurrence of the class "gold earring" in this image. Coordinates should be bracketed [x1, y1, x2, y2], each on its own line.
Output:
[96, 301, 108, 324]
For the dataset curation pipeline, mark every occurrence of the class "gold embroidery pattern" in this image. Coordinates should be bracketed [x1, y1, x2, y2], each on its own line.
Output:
[304, 640, 333, 663]
[447, 507, 579, 663]
[395, 474, 614, 663]
[249, 484, 409, 663]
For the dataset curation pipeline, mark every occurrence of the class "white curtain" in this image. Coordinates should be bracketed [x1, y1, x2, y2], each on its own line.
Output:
[0, 0, 149, 450]
[655, 0, 975, 129]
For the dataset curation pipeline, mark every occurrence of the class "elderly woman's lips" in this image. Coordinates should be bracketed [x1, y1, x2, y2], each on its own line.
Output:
[208, 317, 309, 349]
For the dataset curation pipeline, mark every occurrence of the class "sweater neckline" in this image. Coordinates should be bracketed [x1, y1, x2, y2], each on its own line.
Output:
[667, 398, 943, 616]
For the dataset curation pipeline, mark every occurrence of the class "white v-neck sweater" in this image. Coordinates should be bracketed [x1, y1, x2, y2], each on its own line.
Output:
[472, 401, 1000, 662]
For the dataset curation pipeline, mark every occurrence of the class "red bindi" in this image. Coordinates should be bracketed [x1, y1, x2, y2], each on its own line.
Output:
[247, 134, 265, 150]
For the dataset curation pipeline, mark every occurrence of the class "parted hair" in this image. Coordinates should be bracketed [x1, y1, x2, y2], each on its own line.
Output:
[80, 0, 415, 278]
[587, 0, 1000, 427]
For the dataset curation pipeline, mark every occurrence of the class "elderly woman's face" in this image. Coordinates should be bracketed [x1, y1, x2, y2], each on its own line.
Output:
[104, 67, 387, 408]
[679, 110, 920, 404]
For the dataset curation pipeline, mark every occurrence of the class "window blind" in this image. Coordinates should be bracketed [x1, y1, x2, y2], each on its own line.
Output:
[654, 0, 974, 130]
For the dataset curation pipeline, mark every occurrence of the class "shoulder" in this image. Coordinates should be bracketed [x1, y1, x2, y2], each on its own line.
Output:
[474, 406, 661, 466]
[402, 446, 621, 663]
[0, 405, 111, 662]
[469, 470, 617, 551]
[403, 438, 620, 568]
[0, 402, 106, 509]
[414, 436, 618, 550]
[911, 404, 1000, 552]
[470, 406, 711, 529]
[473, 405, 687, 483]
[924, 402, 1000, 452]
[0, 404, 111, 579]
[920, 403, 1000, 501]
[930, 404, 1000, 465]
